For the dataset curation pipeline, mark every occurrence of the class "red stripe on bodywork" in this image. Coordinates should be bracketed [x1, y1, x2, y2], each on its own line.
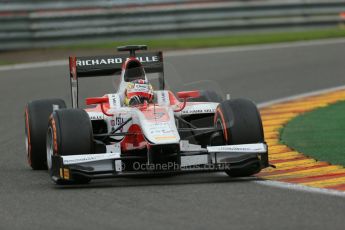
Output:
[121, 124, 146, 152]
[132, 104, 170, 122]
[69, 56, 77, 80]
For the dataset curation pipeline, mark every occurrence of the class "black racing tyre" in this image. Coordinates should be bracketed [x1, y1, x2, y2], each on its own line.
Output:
[25, 99, 66, 170]
[189, 90, 223, 103]
[47, 109, 94, 184]
[214, 98, 264, 177]
[214, 98, 264, 145]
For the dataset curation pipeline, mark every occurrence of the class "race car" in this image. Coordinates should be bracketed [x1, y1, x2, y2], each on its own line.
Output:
[24, 45, 269, 184]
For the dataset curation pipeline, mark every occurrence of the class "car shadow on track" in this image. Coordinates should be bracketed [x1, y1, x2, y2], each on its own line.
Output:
[54, 173, 262, 189]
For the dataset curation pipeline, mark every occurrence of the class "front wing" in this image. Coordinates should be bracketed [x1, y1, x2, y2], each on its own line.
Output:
[51, 143, 268, 182]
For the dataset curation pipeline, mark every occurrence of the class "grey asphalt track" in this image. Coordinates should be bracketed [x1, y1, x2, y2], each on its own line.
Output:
[1, 40, 345, 230]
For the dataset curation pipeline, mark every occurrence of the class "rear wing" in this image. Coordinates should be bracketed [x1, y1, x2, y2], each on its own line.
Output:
[69, 51, 164, 108]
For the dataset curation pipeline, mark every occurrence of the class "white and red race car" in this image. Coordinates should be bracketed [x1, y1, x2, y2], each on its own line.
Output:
[25, 45, 269, 184]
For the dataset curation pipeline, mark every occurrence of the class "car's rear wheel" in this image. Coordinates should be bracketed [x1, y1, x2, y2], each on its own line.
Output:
[214, 98, 264, 177]
[47, 109, 94, 184]
[25, 99, 66, 170]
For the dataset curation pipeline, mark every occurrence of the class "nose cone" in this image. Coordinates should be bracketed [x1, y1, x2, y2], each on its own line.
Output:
[137, 105, 180, 144]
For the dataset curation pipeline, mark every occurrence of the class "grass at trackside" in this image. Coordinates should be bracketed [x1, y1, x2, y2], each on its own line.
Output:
[64, 27, 345, 50]
[280, 100, 345, 166]
[1, 27, 345, 65]
[0, 26, 345, 65]
[0, 60, 15, 65]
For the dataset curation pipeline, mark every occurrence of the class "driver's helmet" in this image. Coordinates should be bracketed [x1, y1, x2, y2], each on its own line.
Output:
[124, 60, 145, 82]
[124, 79, 154, 106]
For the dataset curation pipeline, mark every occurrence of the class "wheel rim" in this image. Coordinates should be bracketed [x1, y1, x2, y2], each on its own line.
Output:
[216, 118, 227, 145]
[46, 126, 54, 170]
[25, 123, 29, 157]
[216, 119, 223, 129]
[25, 109, 31, 163]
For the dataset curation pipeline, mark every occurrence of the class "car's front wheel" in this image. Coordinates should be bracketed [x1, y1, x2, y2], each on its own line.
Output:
[214, 98, 264, 177]
[47, 109, 94, 184]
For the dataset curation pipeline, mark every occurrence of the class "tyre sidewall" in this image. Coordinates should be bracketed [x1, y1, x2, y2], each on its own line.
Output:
[25, 99, 66, 170]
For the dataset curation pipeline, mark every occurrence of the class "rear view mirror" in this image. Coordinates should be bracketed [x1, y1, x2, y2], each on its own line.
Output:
[174, 90, 200, 112]
[85, 97, 108, 106]
[177, 91, 200, 100]
[85, 97, 113, 117]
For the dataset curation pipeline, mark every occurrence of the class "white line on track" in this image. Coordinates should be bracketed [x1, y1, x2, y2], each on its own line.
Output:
[256, 84, 345, 197]
[1, 38, 345, 72]
[255, 180, 345, 198]
[257, 85, 345, 108]
[165, 38, 345, 57]
[0, 60, 67, 72]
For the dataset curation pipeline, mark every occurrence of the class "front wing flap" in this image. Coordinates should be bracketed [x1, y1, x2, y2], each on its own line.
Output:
[51, 143, 268, 182]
